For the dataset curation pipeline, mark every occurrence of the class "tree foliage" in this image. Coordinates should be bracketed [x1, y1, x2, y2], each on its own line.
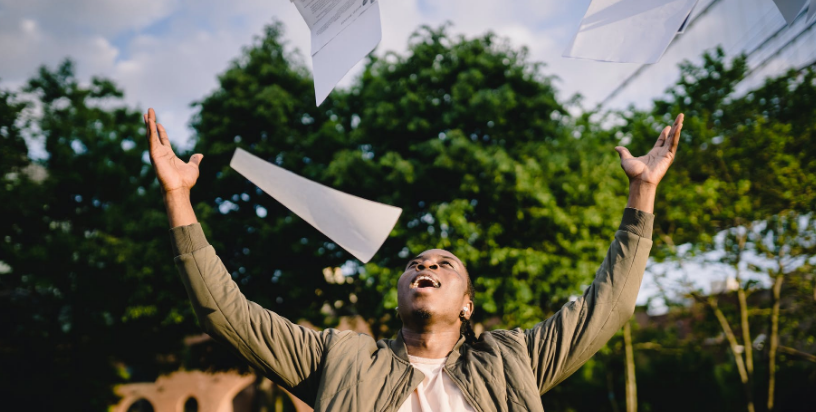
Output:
[189, 24, 631, 338]
[616, 49, 816, 411]
[1, 22, 814, 412]
[0, 61, 207, 409]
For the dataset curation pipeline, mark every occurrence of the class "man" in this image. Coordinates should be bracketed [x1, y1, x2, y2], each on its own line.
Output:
[145, 108, 683, 411]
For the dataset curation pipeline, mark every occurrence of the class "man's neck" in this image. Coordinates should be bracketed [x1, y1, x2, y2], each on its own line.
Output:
[401, 325, 461, 359]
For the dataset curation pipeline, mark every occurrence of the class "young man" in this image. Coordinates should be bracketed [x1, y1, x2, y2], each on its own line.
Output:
[145, 108, 683, 411]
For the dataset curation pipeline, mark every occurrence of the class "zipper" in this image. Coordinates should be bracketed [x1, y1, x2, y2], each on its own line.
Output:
[378, 367, 412, 412]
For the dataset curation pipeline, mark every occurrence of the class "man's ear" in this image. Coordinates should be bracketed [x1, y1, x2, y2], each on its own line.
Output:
[462, 300, 474, 321]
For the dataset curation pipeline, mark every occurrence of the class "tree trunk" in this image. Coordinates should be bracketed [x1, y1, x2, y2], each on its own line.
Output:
[777, 345, 816, 363]
[624, 321, 637, 412]
[767, 273, 784, 412]
[737, 286, 753, 374]
[735, 228, 753, 377]
[709, 297, 755, 412]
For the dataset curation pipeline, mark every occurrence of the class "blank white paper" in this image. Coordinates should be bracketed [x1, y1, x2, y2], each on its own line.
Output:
[773, 0, 807, 25]
[292, 0, 382, 106]
[563, 0, 699, 64]
[230, 148, 401, 263]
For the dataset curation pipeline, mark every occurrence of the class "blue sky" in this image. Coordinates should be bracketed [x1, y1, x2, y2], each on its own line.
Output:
[1, 0, 647, 147]
[0, 0, 798, 311]
[0, 0, 801, 144]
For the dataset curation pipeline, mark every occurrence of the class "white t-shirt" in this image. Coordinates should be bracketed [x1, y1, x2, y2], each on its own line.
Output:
[396, 355, 477, 412]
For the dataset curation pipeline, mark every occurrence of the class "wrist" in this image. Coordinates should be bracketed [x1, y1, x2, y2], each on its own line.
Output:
[162, 187, 191, 201]
[628, 179, 657, 192]
[626, 179, 657, 214]
[162, 188, 197, 228]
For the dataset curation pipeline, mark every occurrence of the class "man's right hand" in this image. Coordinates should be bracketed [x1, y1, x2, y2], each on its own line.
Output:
[145, 108, 202, 228]
[144, 107, 203, 194]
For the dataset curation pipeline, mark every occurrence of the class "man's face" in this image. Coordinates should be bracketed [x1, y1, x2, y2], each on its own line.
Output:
[397, 249, 473, 327]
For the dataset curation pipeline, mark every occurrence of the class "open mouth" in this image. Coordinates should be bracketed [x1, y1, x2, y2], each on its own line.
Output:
[410, 274, 441, 289]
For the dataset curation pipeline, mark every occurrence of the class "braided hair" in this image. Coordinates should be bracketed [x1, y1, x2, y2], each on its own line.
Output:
[459, 273, 477, 344]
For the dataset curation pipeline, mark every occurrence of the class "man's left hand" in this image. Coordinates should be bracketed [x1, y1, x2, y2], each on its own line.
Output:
[615, 113, 684, 187]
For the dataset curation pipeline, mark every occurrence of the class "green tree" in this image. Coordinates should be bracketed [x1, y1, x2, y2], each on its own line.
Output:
[0, 24, 634, 410]
[0, 83, 28, 171]
[0, 61, 209, 409]
[7, 20, 813, 412]
[618, 49, 816, 412]
[188, 23, 633, 345]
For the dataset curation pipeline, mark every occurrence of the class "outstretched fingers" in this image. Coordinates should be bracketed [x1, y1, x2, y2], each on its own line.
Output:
[669, 113, 684, 154]
[654, 126, 671, 149]
[144, 110, 160, 151]
[615, 146, 634, 160]
[188, 154, 203, 168]
[157, 124, 172, 147]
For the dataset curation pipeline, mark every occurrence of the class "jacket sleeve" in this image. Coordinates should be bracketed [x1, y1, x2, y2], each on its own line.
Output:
[170, 223, 326, 401]
[524, 208, 653, 394]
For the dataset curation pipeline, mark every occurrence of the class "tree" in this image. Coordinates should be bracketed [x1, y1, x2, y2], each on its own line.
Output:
[4, 20, 812, 411]
[0, 61, 210, 409]
[0, 24, 633, 410]
[188, 23, 635, 346]
[0, 83, 28, 171]
[618, 49, 816, 412]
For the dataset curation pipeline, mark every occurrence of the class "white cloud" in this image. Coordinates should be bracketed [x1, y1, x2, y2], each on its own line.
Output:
[1, 0, 305, 149]
[21, 19, 37, 34]
[105, 0, 308, 148]
[6, 0, 599, 148]
[3, 0, 805, 302]
[1, 0, 776, 149]
[0, 0, 179, 36]
[371, 1, 638, 107]
[0, 15, 120, 82]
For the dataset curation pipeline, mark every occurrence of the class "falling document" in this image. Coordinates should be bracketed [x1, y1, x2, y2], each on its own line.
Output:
[291, 0, 382, 106]
[811, 0, 816, 24]
[677, 1, 696, 33]
[563, 0, 699, 64]
[230, 148, 401, 263]
[772, 0, 808, 25]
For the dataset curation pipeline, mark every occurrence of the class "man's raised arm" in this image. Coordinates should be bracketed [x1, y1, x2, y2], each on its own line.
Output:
[144, 109, 327, 404]
[524, 114, 684, 394]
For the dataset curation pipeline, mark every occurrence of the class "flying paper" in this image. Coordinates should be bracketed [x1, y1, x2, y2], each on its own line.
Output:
[772, 0, 807, 25]
[230, 148, 401, 263]
[563, 0, 699, 64]
[292, 0, 382, 106]
[677, 1, 696, 33]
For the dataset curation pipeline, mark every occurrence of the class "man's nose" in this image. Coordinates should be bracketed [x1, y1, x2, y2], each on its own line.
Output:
[417, 259, 438, 271]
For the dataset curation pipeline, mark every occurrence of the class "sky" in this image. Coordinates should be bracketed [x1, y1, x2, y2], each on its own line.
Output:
[0, 0, 649, 148]
[0, 0, 798, 311]
[2, 0, 802, 147]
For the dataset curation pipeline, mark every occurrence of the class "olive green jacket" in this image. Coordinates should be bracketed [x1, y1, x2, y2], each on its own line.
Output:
[170, 208, 653, 412]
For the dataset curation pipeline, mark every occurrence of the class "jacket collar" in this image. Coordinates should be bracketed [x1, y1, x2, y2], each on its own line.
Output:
[390, 329, 467, 366]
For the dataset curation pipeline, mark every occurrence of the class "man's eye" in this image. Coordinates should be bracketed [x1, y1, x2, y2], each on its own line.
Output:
[408, 262, 417, 268]
[442, 261, 453, 267]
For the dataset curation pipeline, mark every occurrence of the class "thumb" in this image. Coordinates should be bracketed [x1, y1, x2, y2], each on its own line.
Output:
[615, 146, 633, 160]
[188, 153, 204, 168]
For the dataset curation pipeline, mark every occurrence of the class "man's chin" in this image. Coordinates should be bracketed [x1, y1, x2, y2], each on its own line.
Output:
[411, 308, 433, 320]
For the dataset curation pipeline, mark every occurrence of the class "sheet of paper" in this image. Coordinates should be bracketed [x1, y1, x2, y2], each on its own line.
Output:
[292, 0, 382, 106]
[677, 2, 696, 33]
[772, 0, 807, 25]
[563, 0, 699, 64]
[230, 148, 401, 263]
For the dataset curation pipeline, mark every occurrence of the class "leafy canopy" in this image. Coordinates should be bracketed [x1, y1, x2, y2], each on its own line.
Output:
[190, 24, 632, 337]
